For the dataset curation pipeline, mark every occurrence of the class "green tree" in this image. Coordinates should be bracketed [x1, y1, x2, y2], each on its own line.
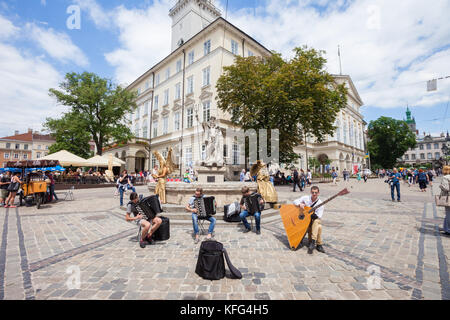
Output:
[48, 72, 136, 155]
[308, 157, 321, 172]
[216, 46, 347, 163]
[44, 112, 92, 158]
[367, 117, 417, 168]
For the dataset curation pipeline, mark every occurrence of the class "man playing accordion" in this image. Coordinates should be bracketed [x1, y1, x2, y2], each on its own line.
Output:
[125, 192, 162, 248]
[240, 186, 265, 235]
[186, 188, 216, 244]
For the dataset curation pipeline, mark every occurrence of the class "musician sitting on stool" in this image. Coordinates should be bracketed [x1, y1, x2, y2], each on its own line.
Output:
[240, 186, 265, 235]
[186, 188, 216, 244]
[293, 186, 326, 254]
[125, 192, 162, 249]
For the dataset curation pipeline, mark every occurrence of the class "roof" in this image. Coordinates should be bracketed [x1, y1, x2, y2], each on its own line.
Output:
[33, 133, 55, 141]
[0, 132, 33, 142]
[127, 17, 273, 90]
[331, 74, 364, 106]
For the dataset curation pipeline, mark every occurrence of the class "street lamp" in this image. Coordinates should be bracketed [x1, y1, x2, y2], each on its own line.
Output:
[442, 143, 449, 165]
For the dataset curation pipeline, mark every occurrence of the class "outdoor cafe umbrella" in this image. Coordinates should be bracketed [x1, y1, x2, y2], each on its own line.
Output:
[86, 155, 124, 168]
[39, 150, 90, 167]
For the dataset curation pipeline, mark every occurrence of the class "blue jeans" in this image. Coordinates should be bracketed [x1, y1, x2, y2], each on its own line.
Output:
[444, 207, 450, 233]
[240, 210, 261, 231]
[119, 184, 136, 206]
[391, 182, 400, 201]
[50, 185, 58, 201]
[192, 213, 216, 235]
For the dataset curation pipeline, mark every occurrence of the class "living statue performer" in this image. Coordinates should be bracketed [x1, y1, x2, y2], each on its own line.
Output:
[250, 160, 278, 203]
[152, 147, 175, 204]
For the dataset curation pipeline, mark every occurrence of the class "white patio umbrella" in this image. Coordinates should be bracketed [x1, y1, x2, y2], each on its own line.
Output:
[39, 150, 90, 167]
[86, 155, 124, 167]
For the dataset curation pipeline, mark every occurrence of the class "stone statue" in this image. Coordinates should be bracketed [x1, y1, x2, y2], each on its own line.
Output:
[202, 117, 223, 167]
[152, 147, 175, 204]
[251, 160, 278, 203]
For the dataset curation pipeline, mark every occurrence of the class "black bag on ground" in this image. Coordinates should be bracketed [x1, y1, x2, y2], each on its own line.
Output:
[152, 216, 170, 241]
[195, 240, 242, 280]
[224, 201, 241, 222]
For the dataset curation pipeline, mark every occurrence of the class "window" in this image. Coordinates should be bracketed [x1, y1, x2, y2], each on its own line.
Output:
[202, 66, 210, 86]
[155, 74, 160, 86]
[434, 143, 439, 149]
[137, 88, 141, 96]
[426, 143, 431, 150]
[14, 153, 19, 159]
[202, 144, 206, 160]
[144, 102, 149, 114]
[343, 121, 347, 144]
[335, 120, 341, 142]
[187, 108, 194, 128]
[23, 154, 28, 160]
[223, 144, 228, 157]
[188, 50, 194, 65]
[176, 59, 182, 73]
[153, 121, 158, 138]
[175, 83, 181, 100]
[204, 40, 211, 55]
[136, 106, 140, 119]
[411, 154, 416, 160]
[6, 143, 10, 149]
[4, 153, 9, 159]
[135, 124, 140, 138]
[248, 50, 254, 57]
[231, 40, 239, 55]
[142, 124, 148, 139]
[38, 145, 41, 150]
[203, 101, 211, 122]
[154, 95, 159, 111]
[427, 153, 432, 159]
[187, 76, 194, 94]
[174, 112, 181, 131]
[36, 152, 41, 159]
[232, 143, 239, 165]
[185, 147, 193, 166]
[164, 89, 169, 106]
[435, 152, 440, 159]
[24, 144, 28, 150]
[151, 154, 157, 168]
[145, 80, 149, 90]
[420, 153, 425, 160]
[15, 144, 20, 150]
[163, 117, 168, 135]
[165, 68, 170, 80]
[404, 154, 409, 160]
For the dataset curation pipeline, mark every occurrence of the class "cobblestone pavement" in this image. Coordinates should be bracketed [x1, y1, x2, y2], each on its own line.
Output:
[0, 179, 448, 300]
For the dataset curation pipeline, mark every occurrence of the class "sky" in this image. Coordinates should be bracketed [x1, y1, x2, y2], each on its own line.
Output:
[0, 0, 449, 138]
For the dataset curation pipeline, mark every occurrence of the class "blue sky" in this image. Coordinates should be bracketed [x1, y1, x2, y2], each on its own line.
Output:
[0, 0, 449, 138]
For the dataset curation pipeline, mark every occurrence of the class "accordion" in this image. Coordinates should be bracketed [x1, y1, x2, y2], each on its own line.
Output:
[194, 196, 216, 219]
[243, 193, 264, 215]
[136, 195, 163, 220]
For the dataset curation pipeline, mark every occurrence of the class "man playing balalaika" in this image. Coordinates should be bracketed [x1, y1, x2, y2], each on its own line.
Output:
[186, 188, 216, 244]
[293, 186, 326, 254]
[240, 186, 265, 235]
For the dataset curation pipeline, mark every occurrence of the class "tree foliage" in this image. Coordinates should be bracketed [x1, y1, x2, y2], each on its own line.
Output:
[367, 117, 417, 169]
[44, 112, 92, 158]
[216, 46, 348, 163]
[48, 72, 136, 155]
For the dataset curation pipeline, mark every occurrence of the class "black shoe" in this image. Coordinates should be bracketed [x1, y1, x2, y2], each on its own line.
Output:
[256, 229, 261, 235]
[243, 228, 251, 233]
[308, 240, 316, 254]
[316, 245, 325, 253]
[139, 240, 146, 248]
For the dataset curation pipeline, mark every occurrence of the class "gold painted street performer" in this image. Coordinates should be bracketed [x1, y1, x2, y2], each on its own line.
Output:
[152, 147, 175, 204]
[250, 160, 278, 204]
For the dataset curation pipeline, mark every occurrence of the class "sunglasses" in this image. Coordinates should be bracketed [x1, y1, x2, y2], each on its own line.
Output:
[311, 191, 319, 194]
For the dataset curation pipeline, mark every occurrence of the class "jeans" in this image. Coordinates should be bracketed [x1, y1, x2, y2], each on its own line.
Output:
[50, 185, 58, 201]
[391, 182, 400, 201]
[293, 180, 302, 192]
[240, 210, 261, 231]
[119, 184, 136, 206]
[444, 207, 450, 233]
[192, 213, 216, 235]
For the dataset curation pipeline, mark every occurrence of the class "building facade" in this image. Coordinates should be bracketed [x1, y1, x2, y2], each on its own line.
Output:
[104, 0, 367, 178]
[0, 129, 56, 167]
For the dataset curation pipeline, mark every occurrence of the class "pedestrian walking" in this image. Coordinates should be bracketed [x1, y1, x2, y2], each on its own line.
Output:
[389, 168, 402, 202]
[437, 166, 450, 235]
[417, 169, 429, 192]
[331, 169, 338, 185]
[292, 168, 302, 192]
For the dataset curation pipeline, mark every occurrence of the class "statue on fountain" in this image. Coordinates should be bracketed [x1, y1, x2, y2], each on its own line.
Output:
[202, 117, 224, 167]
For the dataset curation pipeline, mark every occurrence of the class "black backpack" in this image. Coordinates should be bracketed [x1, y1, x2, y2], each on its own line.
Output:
[195, 240, 242, 280]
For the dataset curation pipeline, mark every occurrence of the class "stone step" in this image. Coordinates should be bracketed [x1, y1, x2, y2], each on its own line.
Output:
[161, 202, 277, 213]
[158, 208, 280, 221]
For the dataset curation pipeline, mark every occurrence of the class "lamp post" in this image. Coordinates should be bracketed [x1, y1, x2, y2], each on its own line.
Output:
[442, 143, 449, 165]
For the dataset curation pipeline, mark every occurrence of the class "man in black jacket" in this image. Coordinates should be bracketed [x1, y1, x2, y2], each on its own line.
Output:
[292, 168, 302, 192]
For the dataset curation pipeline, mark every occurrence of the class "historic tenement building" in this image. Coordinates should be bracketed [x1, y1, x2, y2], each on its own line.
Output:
[103, 0, 367, 178]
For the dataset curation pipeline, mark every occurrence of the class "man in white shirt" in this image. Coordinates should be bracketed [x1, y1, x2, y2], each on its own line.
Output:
[293, 186, 325, 254]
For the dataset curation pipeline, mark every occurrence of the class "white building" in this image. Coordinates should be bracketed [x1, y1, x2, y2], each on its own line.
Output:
[104, 0, 367, 178]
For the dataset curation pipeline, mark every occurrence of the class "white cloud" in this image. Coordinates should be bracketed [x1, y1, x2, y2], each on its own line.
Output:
[0, 14, 19, 39]
[104, 1, 172, 85]
[25, 23, 89, 67]
[74, 0, 111, 29]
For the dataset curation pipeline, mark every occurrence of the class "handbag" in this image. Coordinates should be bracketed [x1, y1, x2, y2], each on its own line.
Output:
[7, 181, 19, 192]
[435, 194, 449, 207]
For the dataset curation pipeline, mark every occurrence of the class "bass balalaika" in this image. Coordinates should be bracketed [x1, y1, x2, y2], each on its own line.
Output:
[136, 195, 163, 220]
[194, 196, 216, 219]
[244, 193, 264, 215]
